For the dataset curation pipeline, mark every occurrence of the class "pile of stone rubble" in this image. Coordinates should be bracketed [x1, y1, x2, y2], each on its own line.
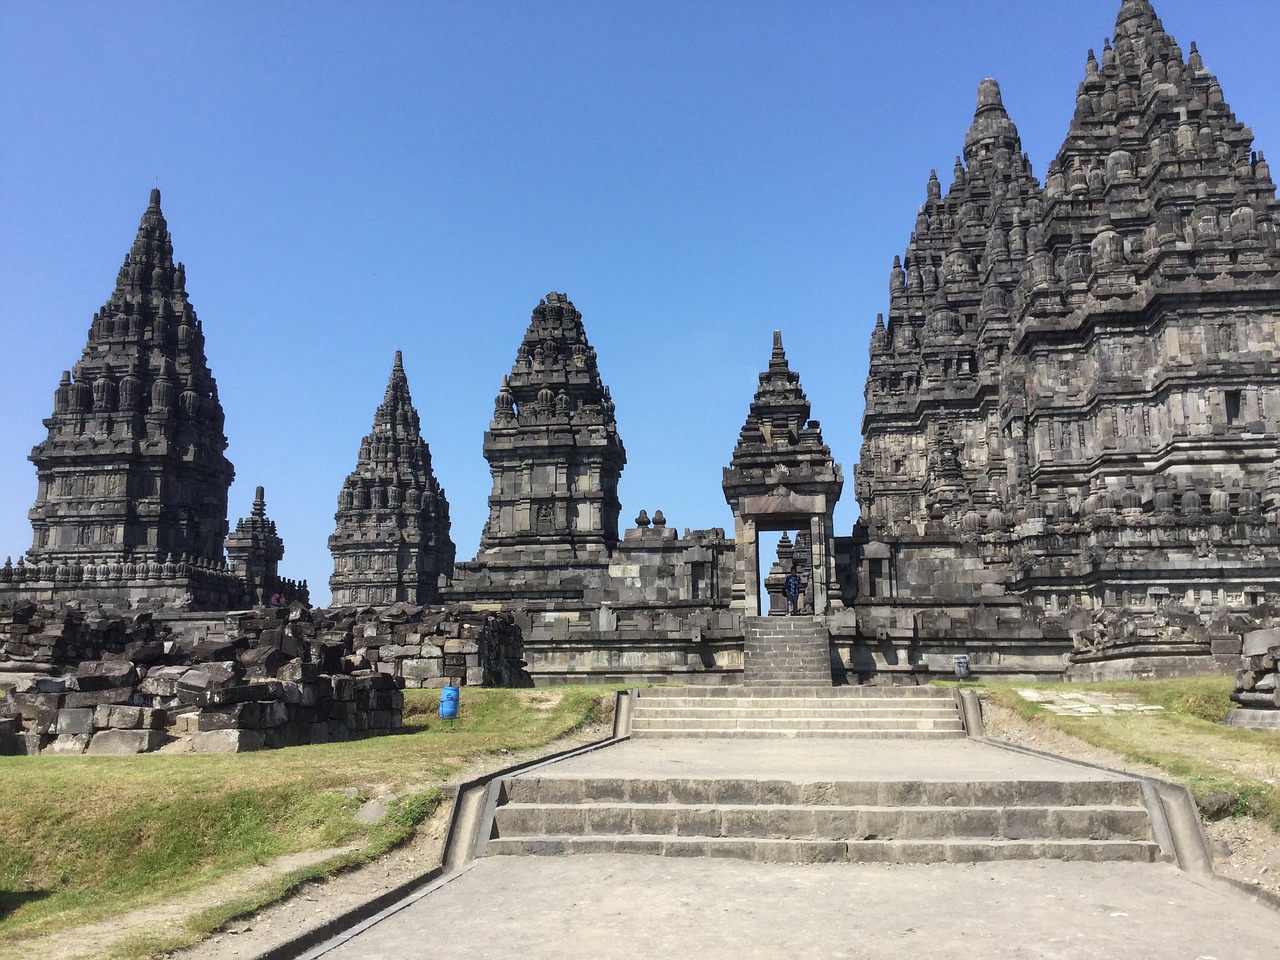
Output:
[0, 599, 532, 755]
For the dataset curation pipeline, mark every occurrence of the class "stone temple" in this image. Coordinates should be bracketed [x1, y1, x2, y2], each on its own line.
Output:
[4, 0, 1280, 694]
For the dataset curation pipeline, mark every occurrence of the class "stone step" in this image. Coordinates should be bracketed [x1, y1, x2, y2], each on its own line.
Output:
[502, 777, 1148, 807]
[631, 717, 965, 732]
[633, 686, 964, 738]
[631, 712, 961, 725]
[632, 701, 961, 715]
[636, 686, 954, 699]
[631, 727, 967, 740]
[484, 835, 1164, 864]
[493, 802, 1153, 842]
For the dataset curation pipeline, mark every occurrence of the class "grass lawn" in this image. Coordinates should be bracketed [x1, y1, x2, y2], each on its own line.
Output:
[971, 676, 1280, 828]
[0, 686, 616, 958]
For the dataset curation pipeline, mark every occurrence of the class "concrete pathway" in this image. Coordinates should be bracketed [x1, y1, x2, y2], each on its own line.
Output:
[308, 738, 1276, 959]
[319, 855, 1272, 960]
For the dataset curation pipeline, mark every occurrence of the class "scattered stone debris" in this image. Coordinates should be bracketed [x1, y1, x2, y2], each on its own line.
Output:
[0, 598, 532, 756]
[1012, 688, 1165, 717]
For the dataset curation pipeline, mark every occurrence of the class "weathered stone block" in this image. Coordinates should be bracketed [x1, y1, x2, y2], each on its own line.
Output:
[400, 658, 441, 681]
[65, 687, 133, 709]
[86, 729, 165, 755]
[75, 661, 137, 691]
[192, 730, 264, 753]
[46, 733, 92, 755]
[56, 708, 95, 735]
[137, 665, 191, 697]
[241, 645, 292, 677]
[1243, 627, 1280, 658]
[277, 660, 320, 683]
[195, 703, 255, 731]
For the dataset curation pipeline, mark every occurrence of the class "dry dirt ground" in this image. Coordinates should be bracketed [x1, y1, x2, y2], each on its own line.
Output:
[14, 705, 1279, 960]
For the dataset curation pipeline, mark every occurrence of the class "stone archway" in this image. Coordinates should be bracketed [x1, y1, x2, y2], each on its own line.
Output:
[723, 332, 843, 619]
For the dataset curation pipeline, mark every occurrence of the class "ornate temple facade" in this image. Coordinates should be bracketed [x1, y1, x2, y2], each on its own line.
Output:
[328, 352, 454, 607]
[451, 292, 627, 597]
[854, 0, 1280, 678]
[444, 294, 739, 682]
[5, 0, 1280, 686]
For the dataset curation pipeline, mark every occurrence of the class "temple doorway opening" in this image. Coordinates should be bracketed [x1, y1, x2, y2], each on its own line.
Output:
[758, 529, 815, 616]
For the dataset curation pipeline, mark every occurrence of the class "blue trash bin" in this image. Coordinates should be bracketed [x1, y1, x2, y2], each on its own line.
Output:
[439, 685, 459, 720]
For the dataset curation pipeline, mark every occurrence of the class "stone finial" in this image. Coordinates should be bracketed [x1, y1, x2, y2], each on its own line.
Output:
[149, 187, 161, 209]
[252, 486, 266, 518]
[770, 330, 788, 372]
[652, 510, 666, 528]
[635, 509, 651, 528]
[975, 77, 1004, 115]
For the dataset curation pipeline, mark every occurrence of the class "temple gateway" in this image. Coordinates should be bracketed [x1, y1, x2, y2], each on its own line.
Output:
[4, 0, 1280, 689]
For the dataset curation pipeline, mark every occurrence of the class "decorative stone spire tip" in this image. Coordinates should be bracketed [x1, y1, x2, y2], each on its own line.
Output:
[976, 77, 1005, 113]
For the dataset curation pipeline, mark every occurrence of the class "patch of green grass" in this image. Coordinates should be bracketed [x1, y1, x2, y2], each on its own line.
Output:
[977, 678, 1280, 830]
[0, 686, 619, 959]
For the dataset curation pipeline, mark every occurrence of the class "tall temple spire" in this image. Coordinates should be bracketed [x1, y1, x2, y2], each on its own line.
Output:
[859, 75, 1040, 529]
[329, 353, 454, 607]
[27, 189, 235, 587]
[475, 293, 626, 560]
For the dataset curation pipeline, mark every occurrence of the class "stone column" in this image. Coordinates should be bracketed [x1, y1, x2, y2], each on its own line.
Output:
[732, 515, 759, 616]
[809, 514, 829, 616]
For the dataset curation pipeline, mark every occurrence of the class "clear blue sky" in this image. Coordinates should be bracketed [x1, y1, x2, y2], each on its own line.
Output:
[2, 1, 1278, 604]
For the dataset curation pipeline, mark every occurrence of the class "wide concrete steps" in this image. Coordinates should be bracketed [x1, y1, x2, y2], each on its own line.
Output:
[493, 802, 1153, 841]
[632, 686, 964, 739]
[485, 836, 1161, 864]
[486, 776, 1164, 864]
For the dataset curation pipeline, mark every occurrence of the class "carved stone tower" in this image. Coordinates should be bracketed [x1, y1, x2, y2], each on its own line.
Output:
[329, 352, 454, 606]
[1006, 0, 1280, 514]
[477, 292, 626, 563]
[852, 0, 1280, 673]
[724, 332, 843, 616]
[225, 486, 285, 605]
[858, 78, 1042, 535]
[24, 189, 237, 605]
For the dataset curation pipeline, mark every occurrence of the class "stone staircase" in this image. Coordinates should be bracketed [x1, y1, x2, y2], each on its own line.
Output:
[743, 616, 830, 685]
[484, 775, 1165, 864]
[631, 685, 966, 739]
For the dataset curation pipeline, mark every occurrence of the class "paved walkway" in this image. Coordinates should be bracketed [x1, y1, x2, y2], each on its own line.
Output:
[309, 738, 1276, 959]
[319, 856, 1272, 960]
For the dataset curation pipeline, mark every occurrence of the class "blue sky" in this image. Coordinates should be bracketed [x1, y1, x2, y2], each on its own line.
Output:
[2, 1, 1278, 604]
